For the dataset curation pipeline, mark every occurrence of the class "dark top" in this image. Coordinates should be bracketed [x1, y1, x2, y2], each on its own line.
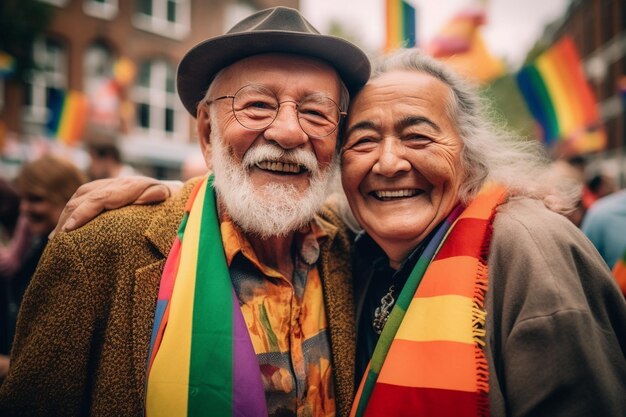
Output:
[0, 237, 46, 355]
[352, 227, 439, 384]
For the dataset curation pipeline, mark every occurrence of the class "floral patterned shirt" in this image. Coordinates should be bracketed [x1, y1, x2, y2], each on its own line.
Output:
[221, 216, 335, 417]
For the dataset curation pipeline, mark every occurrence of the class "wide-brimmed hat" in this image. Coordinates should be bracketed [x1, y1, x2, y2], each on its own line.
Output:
[177, 6, 371, 116]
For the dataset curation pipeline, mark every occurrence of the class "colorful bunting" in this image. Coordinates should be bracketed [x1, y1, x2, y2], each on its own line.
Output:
[385, 0, 417, 51]
[436, 31, 505, 84]
[424, 2, 504, 84]
[425, 4, 486, 57]
[46, 89, 89, 146]
[516, 36, 606, 155]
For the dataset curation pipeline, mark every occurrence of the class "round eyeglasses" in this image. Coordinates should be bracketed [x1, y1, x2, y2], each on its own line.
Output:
[205, 84, 346, 138]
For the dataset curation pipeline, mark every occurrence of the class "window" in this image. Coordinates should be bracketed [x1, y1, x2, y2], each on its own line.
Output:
[83, 0, 118, 20]
[133, 60, 185, 139]
[133, 0, 190, 40]
[24, 37, 67, 126]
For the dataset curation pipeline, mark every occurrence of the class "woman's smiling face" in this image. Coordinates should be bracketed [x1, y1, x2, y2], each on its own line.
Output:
[341, 70, 465, 266]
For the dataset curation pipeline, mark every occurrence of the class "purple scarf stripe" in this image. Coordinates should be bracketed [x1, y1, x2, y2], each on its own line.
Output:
[232, 289, 267, 416]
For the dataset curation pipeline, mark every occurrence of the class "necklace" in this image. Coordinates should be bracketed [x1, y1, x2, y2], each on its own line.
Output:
[372, 284, 395, 334]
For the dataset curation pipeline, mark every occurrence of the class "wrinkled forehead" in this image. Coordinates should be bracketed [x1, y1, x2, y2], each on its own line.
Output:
[208, 53, 343, 99]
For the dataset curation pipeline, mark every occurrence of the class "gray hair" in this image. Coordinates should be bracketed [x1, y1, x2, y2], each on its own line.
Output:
[369, 49, 579, 214]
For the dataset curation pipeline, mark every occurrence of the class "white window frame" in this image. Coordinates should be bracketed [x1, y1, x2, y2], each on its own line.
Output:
[38, 0, 69, 7]
[133, 60, 186, 141]
[132, 0, 190, 40]
[23, 37, 68, 127]
[83, 0, 118, 20]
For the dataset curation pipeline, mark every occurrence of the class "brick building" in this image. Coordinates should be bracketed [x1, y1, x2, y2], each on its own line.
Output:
[0, 0, 298, 178]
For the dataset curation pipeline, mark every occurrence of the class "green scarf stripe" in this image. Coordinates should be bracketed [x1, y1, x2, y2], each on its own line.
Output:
[354, 257, 429, 417]
[354, 208, 463, 417]
[369, 254, 431, 374]
[177, 212, 189, 242]
[188, 178, 233, 416]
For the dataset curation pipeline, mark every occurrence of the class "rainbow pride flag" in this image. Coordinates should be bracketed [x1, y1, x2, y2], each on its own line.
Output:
[385, 0, 417, 51]
[516, 36, 606, 155]
[46, 88, 89, 146]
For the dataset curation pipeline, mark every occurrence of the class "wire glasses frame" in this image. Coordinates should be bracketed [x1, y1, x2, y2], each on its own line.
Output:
[204, 84, 347, 138]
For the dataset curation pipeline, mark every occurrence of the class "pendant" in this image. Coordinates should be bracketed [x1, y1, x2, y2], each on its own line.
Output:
[373, 285, 395, 334]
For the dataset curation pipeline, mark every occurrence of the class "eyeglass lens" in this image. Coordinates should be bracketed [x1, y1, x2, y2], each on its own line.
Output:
[232, 85, 341, 137]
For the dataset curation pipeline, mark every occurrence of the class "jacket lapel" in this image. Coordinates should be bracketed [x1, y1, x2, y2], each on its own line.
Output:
[316, 213, 356, 417]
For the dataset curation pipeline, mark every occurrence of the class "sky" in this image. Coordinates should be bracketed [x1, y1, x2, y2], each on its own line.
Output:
[301, 0, 570, 70]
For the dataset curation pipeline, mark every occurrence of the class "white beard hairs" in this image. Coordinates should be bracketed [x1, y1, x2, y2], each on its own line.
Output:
[209, 114, 339, 238]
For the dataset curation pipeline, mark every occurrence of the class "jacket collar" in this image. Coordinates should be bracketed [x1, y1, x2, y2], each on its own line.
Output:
[144, 178, 201, 257]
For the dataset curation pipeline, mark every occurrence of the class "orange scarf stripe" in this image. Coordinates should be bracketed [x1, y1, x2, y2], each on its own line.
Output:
[354, 185, 507, 417]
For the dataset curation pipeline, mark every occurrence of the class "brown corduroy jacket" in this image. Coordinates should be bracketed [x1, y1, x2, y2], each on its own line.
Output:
[0, 179, 356, 417]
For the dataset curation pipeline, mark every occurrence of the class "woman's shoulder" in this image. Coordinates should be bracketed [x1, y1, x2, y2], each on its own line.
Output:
[493, 197, 589, 248]
[487, 196, 619, 322]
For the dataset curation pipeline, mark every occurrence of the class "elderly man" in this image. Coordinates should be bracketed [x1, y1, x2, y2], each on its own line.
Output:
[0, 7, 369, 417]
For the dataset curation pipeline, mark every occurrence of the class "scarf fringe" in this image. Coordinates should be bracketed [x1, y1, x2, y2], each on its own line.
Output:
[473, 265, 490, 417]
[475, 209, 496, 417]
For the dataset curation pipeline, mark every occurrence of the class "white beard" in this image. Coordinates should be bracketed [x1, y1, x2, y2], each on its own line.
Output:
[210, 118, 339, 238]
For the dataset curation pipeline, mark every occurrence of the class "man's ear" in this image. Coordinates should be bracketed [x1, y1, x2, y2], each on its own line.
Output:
[197, 105, 212, 162]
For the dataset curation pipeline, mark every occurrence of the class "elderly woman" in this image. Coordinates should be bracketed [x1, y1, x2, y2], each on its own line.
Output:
[344, 50, 625, 417]
[51, 50, 626, 416]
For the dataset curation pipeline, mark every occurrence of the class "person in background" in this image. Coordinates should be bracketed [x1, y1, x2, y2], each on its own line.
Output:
[0, 180, 30, 279]
[85, 128, 136, 180]
[180, 151, 210, 181]
[0, 155, 86, 382]
[0, 7, 369, 416]
[0, 180, 21, 244]
[581, 188, 626, 268]
[582, 173, 617, 208]
[0, 180, 26, 383]
[55, 49, 626, 417]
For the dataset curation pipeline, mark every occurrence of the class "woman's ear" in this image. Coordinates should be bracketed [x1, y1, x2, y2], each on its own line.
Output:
[196, 105, 212, 162]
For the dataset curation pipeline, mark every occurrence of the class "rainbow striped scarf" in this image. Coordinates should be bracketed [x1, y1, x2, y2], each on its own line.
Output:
[145, 176, 267, 417]
[351, 185, 507, 417]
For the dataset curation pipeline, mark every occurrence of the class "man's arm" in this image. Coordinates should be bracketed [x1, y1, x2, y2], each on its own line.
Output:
[51, 176, 181, 237]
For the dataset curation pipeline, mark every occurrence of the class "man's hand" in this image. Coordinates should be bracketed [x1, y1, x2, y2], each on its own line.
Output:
[51, 176, 182, 238]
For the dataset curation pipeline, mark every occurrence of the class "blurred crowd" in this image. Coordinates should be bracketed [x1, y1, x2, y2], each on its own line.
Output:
[0, 132, 210, 382]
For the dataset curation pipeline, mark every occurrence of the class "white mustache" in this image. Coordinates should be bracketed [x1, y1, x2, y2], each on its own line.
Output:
[242, 144, 319, 175]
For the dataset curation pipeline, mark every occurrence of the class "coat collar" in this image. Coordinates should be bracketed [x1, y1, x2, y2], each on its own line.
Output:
[143, 178, 201, 257]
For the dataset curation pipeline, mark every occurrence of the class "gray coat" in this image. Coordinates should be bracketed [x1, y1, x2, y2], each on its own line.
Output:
[486, 197, 626, 417]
